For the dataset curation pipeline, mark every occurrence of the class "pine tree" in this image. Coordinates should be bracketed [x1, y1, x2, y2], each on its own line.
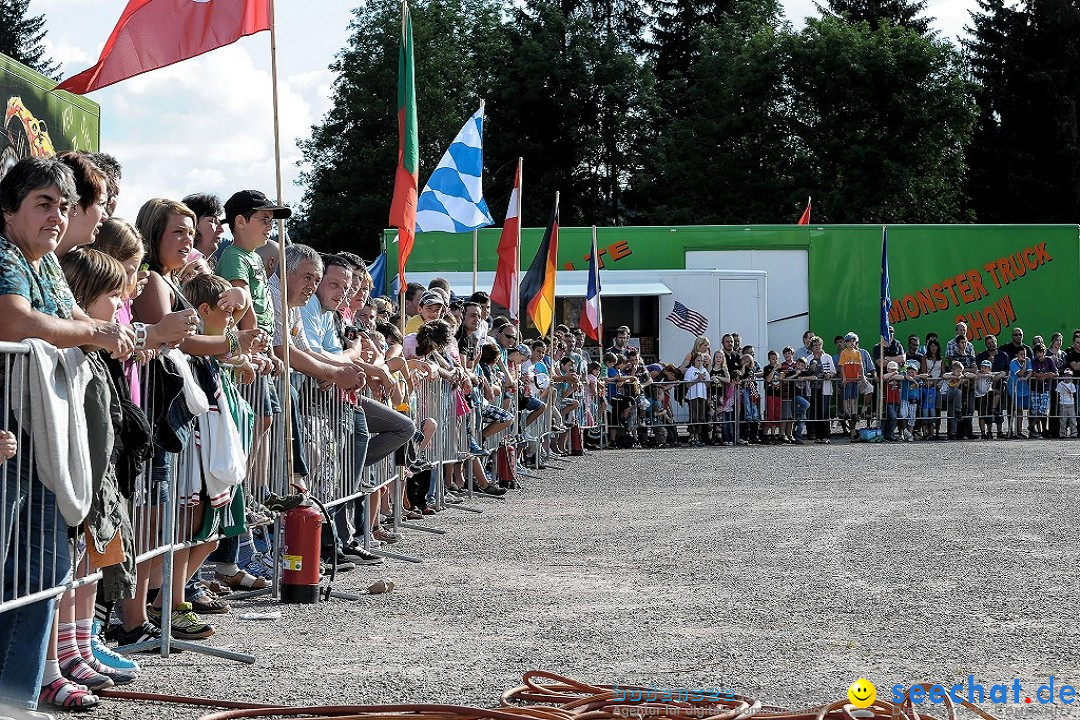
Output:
[0, 0, 59, 78]
[484, 0, 655, 226]
[965, 0, 1080, 221]
[785, 16, 975, 222]
[819, 0, 932, 34]
[628, 15, 792, 223]
[296, 0, 508, 256]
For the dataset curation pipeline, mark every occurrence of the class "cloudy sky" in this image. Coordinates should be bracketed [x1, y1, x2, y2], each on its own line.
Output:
[33, 0, 975, 223]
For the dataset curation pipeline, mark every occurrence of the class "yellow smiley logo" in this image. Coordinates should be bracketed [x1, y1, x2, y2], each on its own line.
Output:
[848, 678, 876, 708]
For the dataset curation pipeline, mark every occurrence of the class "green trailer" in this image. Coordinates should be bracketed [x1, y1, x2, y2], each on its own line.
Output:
[388, 223, 1079, 356]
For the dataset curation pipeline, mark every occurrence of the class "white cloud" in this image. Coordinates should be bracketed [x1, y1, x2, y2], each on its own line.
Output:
[29, 0, 353, 219]
[28, 0, 975, 225]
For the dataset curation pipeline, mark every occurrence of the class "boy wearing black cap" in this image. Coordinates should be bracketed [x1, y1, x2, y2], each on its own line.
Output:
[215, 191, 292, 506]
[216, 190, 291, 335]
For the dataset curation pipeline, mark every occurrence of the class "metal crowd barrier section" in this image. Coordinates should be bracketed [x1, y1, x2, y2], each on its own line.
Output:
[294, 374, 356, 510]
[0, 341, 87, 617]
[120, 352, 266, 663]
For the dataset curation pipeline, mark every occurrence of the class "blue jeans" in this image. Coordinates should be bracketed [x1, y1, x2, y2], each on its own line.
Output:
[720, 410, 736, 443]
[0, 444, 71, 709]
[793, 396, 810, 439]
[884, 403, 899, 438]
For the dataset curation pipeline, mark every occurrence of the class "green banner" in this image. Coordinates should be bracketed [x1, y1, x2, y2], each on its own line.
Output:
[387, 224, 809, 276]
[390, 223, 1080, 346]
[0, 52, 100, 177]
[808, 225, 1080, 347]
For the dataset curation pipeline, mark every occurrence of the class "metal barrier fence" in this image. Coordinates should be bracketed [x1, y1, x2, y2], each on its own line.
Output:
[600, 372, 1080, 443]
[0, 341, 90, 615]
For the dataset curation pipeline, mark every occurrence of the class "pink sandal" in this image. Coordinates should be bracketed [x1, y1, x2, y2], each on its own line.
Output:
[39, 676, 100, 711]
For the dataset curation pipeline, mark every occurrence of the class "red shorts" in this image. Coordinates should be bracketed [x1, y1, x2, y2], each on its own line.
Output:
[766, 396, 782, 426]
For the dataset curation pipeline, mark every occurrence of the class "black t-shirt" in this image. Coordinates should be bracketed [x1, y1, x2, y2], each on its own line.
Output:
[1000, 341, 1033, 361]
[726, 351, 741, 379]
[870, 339, 904, 363]
[1064, 346, 1080, 372]
[976, 349, 1010, 373]
[763, 363, 781, 397]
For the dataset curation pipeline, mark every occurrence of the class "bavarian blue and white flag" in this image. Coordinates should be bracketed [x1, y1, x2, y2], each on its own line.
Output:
[415, 104, 494, 233]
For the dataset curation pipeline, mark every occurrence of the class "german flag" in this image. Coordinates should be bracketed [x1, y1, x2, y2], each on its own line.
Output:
[519, 193, 559, 336]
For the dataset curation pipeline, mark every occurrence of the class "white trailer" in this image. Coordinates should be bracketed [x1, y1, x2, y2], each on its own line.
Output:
[405, 269, 767, 362]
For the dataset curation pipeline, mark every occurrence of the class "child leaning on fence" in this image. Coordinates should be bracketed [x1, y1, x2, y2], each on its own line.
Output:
[1056, 369, 1077, 438]
[898, 361, 921, 442]
[684, 352, 710, 446]
[974, 359, 1007, 439]
[1029, 343, 1057, 439]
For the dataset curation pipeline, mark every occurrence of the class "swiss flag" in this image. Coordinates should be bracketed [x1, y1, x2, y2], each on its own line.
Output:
[56, 0, 271, 95]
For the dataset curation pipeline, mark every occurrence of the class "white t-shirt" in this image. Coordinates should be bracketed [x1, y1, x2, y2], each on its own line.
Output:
[1056, 380, 1076, 406]
[684, 365, 710, 400]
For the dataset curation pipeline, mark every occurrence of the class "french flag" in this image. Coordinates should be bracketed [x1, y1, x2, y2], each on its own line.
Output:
[491, 158, 521, 318]
[580, 228, 603, 342]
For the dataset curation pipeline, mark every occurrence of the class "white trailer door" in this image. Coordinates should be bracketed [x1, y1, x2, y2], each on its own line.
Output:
[686, 250, 808, 353]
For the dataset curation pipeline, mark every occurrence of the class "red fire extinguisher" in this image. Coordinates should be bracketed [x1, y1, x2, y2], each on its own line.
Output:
[570, 425, 584, 456]
[280, 504, 322, 604]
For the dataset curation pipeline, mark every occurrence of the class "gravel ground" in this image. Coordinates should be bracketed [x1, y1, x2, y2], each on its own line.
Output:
[96, 438, 1080, 720]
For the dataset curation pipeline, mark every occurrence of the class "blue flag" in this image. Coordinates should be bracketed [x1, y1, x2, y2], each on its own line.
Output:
[880, 226, 891, 339]
[369, 251, 388, 298]
[415, 105, 494, 233]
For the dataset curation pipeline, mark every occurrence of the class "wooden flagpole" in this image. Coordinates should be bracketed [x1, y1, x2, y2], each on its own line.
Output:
[514, 157, 523, 323]
[269, 0, 295, 489]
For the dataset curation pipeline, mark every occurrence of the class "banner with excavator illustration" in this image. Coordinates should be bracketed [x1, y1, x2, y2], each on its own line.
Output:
[0, 52, 100, 180]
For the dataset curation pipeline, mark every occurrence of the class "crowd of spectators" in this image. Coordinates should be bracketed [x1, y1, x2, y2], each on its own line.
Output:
[604, 321, 1080, 446]
[0, 155, 588, 718]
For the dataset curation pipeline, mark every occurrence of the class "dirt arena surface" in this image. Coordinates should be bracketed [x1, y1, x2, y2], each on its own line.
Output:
[99, 439, 1080, 720]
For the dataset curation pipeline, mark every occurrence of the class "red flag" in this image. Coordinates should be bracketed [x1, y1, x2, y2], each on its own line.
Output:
[491, 158, 521, 318]
[389, 0, 418, 288]
[797, 197, 811, 225]
[55, 0, 271, 95]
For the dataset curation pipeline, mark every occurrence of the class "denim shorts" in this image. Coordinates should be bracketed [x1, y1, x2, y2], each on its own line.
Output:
[481, 402, 512, 423]
[522, 396, 543, 412]
[148, 447, 173, 506]
[258, 375, 282, 417]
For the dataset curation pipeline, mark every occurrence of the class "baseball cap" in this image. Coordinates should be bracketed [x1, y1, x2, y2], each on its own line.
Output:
[511, 343, 530, 357]
[844, 332, 858, 341]
[906, 360, 919, 370]
[886, 361, 898, 371]
[223, 190, 292, 225]
[979, 359, 992, 367]
[419, 291, 444, 307]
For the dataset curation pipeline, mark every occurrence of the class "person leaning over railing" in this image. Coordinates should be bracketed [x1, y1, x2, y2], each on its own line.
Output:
[307, 254, 414, 552]
[1029, 342, 1057, 439]
[0, 157, 136, 714]
[267, 245, 378, 568]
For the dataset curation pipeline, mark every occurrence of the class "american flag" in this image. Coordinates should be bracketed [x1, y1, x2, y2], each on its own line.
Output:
[667, 300, 709, 336]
